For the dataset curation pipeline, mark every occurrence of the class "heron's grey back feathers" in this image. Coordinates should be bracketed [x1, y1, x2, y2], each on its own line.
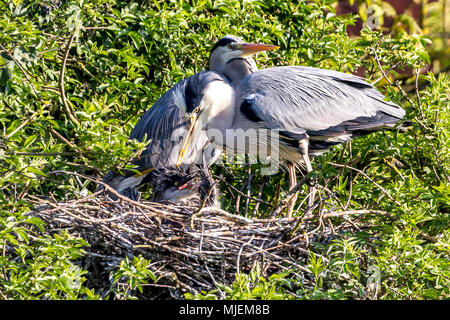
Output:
[235, 66, 405, 155]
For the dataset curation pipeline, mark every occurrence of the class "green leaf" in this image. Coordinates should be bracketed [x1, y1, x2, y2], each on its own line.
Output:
[23, 135, 37, 148]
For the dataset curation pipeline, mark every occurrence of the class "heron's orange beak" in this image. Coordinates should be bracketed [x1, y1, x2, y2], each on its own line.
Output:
[238, 42, 279, 56]
[176, 114, 199, 166]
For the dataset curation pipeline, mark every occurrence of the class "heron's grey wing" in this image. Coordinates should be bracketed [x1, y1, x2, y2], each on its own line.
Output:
[130, 78, 220, 171]
[129, 79, 188, 170]
[236, 66, 405, 154]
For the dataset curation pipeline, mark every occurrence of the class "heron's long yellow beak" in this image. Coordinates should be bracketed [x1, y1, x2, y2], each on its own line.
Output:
[132, 167, 154, 178]
[176, 114, 199, 166]
[238, 42, 279, 56]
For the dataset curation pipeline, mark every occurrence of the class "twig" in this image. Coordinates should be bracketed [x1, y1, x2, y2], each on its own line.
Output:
[45, 170, 166, 215]
[5, 151, 82, 157]
[49, 127, 77, 149]
[4, 111, 39, 140]
[82, 26, 114, 30]
[371, 62, 400, 85]
[268, 179, 282, 217]
[414, 69, 425, 119]
[252, 176, 269, 218]
[236, 235, 255, 275]
[59, 31, 80, 126]
[215, 175, 270, 207]
[344, 142, 353, 209]
[272, 177, 309, 217]
[330, 163, 402, 207]
[371, 47, 416, 108]
[303, 209, 393, 221]
[244, 167, 252, 218]
[372, 48, 394, 85]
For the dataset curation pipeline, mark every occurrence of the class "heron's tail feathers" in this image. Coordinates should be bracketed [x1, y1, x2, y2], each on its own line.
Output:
[306, 111, 407, 155]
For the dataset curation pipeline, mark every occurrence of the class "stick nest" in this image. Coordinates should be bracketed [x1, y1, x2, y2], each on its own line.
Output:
[29, 195, 350, 297]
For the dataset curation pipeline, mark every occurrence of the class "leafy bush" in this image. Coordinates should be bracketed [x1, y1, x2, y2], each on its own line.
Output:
[0, 0, 448, 300]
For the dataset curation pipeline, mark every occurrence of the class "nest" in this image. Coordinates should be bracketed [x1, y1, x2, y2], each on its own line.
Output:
[27, 193, 376, 297]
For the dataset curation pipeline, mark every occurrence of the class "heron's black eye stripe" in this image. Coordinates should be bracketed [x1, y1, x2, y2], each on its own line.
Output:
[185, 85, 201, 114]
[211, 37, 236, 52]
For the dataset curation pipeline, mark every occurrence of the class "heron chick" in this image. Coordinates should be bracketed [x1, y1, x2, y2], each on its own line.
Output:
[147, 165, 219, 207]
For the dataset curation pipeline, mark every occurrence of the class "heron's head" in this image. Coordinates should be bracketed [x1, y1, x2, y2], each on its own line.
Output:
[209, 35, 278, 73]
[174, 71, 233, 166]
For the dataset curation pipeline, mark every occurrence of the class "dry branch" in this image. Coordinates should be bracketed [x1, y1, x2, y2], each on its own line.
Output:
[59, 31, 80, 126]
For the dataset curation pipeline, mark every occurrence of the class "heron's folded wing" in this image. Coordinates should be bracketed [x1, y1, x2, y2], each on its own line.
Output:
[236, 66, 405, 150]
[129, 80, 189, 170]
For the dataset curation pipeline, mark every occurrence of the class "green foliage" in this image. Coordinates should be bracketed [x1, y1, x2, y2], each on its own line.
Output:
[186, 265, 295, 300]
[111, 255, 158, 299]
[0, 211, 98, 299]
[0, 0, 448, 300]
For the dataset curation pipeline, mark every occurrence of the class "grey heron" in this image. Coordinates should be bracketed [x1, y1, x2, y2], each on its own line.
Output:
[175, 66, 406, 217]
[102, 36, 277, 197]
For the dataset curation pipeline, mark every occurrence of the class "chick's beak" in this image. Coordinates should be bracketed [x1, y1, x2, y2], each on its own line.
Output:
[237, 42, 279, 56]
[178, 177, 198, 191]
[178, 181, 192, 190]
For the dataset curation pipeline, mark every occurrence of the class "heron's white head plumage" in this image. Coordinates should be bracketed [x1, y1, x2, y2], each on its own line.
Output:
[198, 80, 235, 129]
[209, 36, 277, 85]
[173, 85, 187, 117]
[209, 36, 246, 73]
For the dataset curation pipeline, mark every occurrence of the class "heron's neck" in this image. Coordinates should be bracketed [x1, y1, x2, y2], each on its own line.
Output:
[202, 81, 236, 147]
[209, 56, 257, 86]
[222, 57, 257, 85]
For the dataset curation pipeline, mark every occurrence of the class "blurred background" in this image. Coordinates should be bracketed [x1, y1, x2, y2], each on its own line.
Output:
[337, 0, 449, 75]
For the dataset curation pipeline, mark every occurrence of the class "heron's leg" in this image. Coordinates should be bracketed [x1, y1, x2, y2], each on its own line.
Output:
[299, 140, 315, 210]
[286, 162, 298, 218]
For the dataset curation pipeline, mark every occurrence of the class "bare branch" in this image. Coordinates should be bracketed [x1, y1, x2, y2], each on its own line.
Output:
[59, 31, 80, 126]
